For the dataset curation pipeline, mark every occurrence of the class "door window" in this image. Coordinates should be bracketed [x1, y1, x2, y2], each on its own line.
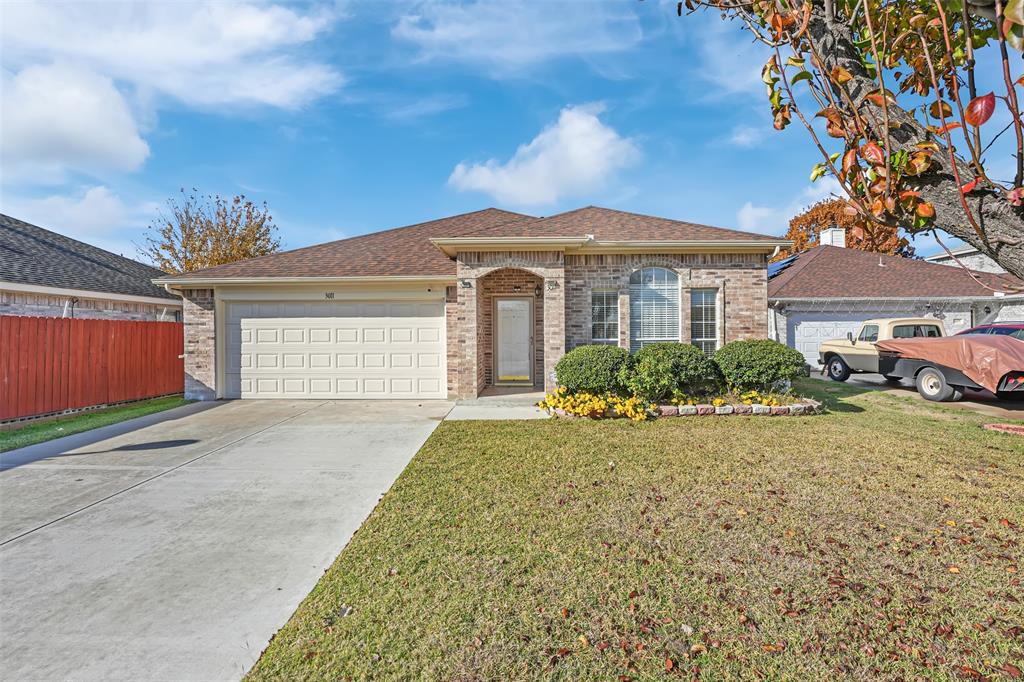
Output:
[858, 325, 879, 342]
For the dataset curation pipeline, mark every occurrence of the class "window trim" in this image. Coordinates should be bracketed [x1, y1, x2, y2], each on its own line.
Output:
[590, 289, 619, 344]
[689, 287, 719, 355]
[628, 267, 681, 351]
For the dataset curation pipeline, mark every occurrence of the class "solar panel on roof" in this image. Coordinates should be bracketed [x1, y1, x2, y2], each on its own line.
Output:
[767, 255, 797, 279]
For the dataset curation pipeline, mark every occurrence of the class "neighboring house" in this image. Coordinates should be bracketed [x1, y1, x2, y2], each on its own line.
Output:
[923, 245, 1006, 273]
[155, 206, 789, 401]
[0, 214, 182, 321]
[768, 228, 1024, 367]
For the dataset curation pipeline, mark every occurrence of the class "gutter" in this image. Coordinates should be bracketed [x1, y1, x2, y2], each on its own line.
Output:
[154, 275, 456, 291]
[769, 295, 1024, 303]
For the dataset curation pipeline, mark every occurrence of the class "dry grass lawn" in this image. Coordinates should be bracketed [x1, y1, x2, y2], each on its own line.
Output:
[248, 380, 1023, 681]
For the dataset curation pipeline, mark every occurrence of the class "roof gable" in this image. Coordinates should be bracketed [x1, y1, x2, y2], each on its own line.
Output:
[159, 206, 785, 282]
[0, 214, 178, 300]
[768, 245, 1019, 299]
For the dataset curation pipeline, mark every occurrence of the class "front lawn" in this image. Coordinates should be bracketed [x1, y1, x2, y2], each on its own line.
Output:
[249, 380, 1024, 680]
[0, 396, 190, 452]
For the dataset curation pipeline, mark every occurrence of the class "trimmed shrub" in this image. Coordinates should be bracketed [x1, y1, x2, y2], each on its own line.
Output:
[618, 342, 721, 402]
[555, 344, 630, 394]
[714, 339, 806, 392]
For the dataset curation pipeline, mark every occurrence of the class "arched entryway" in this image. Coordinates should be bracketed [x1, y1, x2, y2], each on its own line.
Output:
[477, 268, 545, 389]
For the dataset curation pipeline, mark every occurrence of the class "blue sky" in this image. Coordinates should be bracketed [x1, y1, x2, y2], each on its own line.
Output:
[0, 0, 984, 261]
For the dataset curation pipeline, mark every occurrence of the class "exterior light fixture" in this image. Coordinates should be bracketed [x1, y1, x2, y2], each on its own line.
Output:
[534, 285, 542, 297]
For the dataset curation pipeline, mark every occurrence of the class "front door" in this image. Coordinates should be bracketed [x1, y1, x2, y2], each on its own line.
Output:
[495, 298, 533, 385]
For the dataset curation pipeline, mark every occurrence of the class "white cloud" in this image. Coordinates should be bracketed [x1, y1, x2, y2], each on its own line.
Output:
[0, 2, 342, 109]
[449, 104, 640, 206]
[382, 93, 469, 122]
[0, 2, 342, 186]
[393, 1, 642, 71]
[693, 18, 768, 99]
[1, 64, 150, 183]
[727, 124, 765, 148]
[1, 186, 158, 257]
[736, 177, 843, 234]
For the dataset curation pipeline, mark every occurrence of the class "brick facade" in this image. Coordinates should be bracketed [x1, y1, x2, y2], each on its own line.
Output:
[181, 288, 217, 400]
[1, 289, 181, 322]
[453, 251, 565, 397]
[563, 253, 768, 351]
[174, 252, 770, 402]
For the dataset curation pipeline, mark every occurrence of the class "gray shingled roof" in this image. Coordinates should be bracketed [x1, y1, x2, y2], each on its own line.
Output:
[0, 213, 179, 301]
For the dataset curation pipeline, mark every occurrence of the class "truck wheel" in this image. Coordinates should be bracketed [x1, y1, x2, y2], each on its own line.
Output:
[916, 367, 960, 402]
[826, 357, 851, 382]
[996, 391, 1024, 402]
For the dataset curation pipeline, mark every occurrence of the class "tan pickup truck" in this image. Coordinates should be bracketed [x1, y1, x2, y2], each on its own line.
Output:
[819, 317, 946, 382]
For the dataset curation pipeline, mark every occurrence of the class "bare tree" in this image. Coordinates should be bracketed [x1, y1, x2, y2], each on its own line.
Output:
[678, 0, 1024, 281]
[143, 189, 281, 274]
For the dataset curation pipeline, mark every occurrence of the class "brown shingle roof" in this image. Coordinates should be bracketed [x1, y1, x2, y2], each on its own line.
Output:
[768, 245, 1020, 299]
[463, 206, 786, 242]
[161, 208, 534, 280]
[159, 206, 784, 281]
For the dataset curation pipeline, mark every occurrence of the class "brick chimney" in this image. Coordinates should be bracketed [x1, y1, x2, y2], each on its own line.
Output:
[819, 226, 846, 248]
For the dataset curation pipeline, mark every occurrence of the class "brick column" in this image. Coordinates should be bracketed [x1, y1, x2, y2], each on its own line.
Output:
[542, 276, 565, 394]
[182, 288, 216, 400]
[617, 289, 630, 349]
[455, 278, 480, 399]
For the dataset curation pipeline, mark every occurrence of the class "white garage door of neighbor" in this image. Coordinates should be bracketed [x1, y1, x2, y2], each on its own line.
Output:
[225, 301, 446, 399]
[788, 314, 865, 368]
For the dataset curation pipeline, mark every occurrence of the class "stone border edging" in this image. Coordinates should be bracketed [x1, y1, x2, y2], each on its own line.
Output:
[549, 398, 822, 419]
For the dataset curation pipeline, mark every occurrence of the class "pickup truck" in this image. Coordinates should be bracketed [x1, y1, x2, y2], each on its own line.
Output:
[818, 317, 946, 382]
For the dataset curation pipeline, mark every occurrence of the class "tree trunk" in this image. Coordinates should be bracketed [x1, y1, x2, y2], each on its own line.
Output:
[805, 1, 1024, 281]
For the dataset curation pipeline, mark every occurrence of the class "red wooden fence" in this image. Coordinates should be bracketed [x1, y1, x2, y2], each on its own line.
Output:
[0, 316, 184, 421]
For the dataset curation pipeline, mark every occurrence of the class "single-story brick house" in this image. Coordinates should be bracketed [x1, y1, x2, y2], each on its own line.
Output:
[1, 213, 182, 321]
[155, 207, 789, 401]
[768, 228, 1024, 367]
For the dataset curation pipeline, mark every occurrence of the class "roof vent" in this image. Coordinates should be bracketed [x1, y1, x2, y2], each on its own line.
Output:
[820, 226, 846, 248]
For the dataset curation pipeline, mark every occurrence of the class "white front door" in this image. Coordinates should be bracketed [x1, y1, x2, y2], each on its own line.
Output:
[495, 298, 533, 385]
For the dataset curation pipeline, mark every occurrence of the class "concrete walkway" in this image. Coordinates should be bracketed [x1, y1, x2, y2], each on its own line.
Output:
[0, 399, 452, 682]
[446, 386, 549, 420]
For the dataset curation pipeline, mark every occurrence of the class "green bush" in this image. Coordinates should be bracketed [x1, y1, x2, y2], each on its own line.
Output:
[555, 344, 630, 394]
[618, 342, 721, 402]
[713, 339, 806, 391]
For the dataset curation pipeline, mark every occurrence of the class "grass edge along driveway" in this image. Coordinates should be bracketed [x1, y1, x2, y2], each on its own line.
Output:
[0, 396, 190, 453]
[248, 380, 1024, 680]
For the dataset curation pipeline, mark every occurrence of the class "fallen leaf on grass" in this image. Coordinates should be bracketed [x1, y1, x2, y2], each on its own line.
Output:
[948, 565, 961, 574]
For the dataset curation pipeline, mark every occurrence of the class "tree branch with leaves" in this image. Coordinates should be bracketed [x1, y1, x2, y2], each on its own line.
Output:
[678, 0, 1024, 281]
[143, 189, 281, 274]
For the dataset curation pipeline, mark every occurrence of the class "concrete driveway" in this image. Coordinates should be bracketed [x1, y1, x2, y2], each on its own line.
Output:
[0, 399, 452, 681]
[808, 372, 1024, 420]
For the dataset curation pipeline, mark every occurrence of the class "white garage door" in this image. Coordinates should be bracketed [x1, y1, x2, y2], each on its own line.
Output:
[225, 301, 446, 399]
[787, 313, 865, 367]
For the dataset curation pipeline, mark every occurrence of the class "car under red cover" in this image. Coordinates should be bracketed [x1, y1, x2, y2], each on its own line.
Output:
[876, 335, 1024, 394]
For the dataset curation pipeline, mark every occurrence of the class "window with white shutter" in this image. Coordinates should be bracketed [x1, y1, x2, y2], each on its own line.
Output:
[591, 290, 619, 344]
[690, 288, 718, 355]
[629, 267, 680, 351]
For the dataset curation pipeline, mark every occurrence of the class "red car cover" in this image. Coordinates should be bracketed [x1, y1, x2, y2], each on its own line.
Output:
[876, 335, 1024, 393]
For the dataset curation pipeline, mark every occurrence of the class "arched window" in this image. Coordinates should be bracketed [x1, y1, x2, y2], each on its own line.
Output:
[629, 267, 679, 351]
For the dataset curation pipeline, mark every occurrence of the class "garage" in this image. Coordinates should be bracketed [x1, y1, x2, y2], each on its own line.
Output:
[786, 313, 865, 367]
[224, 300, 446, 399]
